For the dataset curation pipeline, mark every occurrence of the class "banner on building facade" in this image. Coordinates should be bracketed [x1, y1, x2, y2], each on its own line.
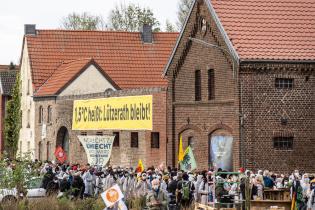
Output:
[210, 136, 233, 171]
[72, 95, 153, 130]
[78, 135, 115, 166]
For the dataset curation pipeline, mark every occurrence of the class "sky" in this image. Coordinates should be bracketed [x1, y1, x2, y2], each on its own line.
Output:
[0, 0, 179, 64]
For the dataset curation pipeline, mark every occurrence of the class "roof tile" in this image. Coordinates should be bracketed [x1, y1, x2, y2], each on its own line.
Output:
[211, 0, 315, 60]
[26, 30, 178, 92]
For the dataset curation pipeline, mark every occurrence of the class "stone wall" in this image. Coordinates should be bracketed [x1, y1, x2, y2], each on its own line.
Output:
[240, 63, 315, 173]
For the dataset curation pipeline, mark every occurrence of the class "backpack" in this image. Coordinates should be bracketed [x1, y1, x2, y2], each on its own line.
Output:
[181, 181, 191, 201]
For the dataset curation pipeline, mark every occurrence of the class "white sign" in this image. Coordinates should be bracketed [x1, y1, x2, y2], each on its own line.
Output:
[101, 184, 124, 207]
[78, 135, 114, 166]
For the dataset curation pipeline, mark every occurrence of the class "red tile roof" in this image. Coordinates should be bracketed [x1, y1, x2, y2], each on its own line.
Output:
[25, 30, 178, 94]
[211, 0, 315, 60]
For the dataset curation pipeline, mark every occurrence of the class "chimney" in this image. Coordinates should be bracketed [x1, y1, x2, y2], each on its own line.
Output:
[140, 24, 153, 43]
[24, 24, 36, 35]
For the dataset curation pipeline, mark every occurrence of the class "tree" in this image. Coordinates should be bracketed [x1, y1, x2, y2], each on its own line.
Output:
[60, 12, 106, 30]
[109, 3, 160, 32]
[177, 0, 194, 30]
[4, 73, 21, 159]
[165, 20, 177, 32]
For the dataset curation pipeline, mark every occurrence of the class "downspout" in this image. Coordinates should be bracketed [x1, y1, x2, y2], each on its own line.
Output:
[171, 78, 176, 167]
[238, 64, 245, 169]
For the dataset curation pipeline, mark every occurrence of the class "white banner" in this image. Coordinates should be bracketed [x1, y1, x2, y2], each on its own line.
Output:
[78, 135, 115, 166]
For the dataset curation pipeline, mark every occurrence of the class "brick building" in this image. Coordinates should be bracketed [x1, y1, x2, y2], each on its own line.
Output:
[34, 88, 167, 167]
[164, 0, 315, 172]
[0, 65, 19, 153]
[19, 25, 178, 167]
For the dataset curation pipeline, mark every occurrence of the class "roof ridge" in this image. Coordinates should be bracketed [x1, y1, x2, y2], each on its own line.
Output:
[35, 29, 179, 34]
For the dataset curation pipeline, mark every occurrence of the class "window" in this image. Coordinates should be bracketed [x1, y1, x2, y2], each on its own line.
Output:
[113, 132, 120, 147]
[195, 70, 201, 101]
[275, 78, 293, 89]
[208, 69, 215, 100]
[96, 132, 103, 136]
[188, 136, 194, 150]
[39, 106, 43, 124]
[81, 132, 87, 136]
[27, 109, 30, 128]
[27, 79, 30, 95]
[273, 136, 293, 150]
[131, 132, 139, 148]
[47, 106, 52, 123]
[151, 132, 160, 148]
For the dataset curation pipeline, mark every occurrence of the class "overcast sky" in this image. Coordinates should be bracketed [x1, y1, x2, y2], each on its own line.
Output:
[0, 0, 179, 64]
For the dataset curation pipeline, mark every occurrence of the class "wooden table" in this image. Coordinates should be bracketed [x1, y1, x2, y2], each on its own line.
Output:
[251, 200, 291, 210]
[264, 188, 291, 201]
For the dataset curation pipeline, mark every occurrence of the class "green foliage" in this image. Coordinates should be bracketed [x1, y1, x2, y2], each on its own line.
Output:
[165, 20, 177, 32]
[109, 3, 160, 32]
[177, 0, 194, 30]
[0, 156, 36, 196]
[60, 12, 106, 30]
[4, 72, 21, 159]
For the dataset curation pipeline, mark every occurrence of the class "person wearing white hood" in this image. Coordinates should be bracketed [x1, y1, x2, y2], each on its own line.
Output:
[199, 173, 214, 205]
[194, 174, 203, 202]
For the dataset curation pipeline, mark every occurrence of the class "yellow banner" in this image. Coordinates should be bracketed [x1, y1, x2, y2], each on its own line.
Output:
[72, 95, 152, 130]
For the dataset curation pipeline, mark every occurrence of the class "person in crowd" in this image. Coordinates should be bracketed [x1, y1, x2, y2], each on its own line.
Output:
[82, 167, 95, 198]
[146, 179, 168, 210]
[176, 172, 195, 209]
[263, 170, 274, 188]
[71, 171, 85, 199]
[41, 166, 54, 189]
[199, 172, 214, 205]
[307, 179, 315, 210]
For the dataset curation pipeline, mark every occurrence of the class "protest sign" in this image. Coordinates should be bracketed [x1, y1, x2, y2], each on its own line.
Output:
[72, 95, 153, 130]
[78, 135, 114, 166]
[101, 184, 124, 207]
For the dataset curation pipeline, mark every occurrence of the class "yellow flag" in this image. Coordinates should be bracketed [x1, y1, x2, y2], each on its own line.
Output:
[136, 159, 144, 173]
[178, 134, 184, 162]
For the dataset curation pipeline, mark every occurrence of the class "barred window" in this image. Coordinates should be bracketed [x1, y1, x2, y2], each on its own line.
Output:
[195, 70, 201, 101]
[208, 69, 215, 100]
[131, 132, 139, 148]
[275, 78, 293, 89]
[113, 132, 120, 147]
[96, 132, 103, 136]
[151, 132, 160, 148]
[273, 136, 293, 150]
[80, 132, 87, 136]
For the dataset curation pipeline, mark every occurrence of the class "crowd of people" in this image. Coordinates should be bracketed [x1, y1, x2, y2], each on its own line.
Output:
[3, 159, 315, 210]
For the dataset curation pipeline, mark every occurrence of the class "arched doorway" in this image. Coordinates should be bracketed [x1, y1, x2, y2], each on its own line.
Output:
[209, 129, 233, 171]
[56, 126, 70, 158]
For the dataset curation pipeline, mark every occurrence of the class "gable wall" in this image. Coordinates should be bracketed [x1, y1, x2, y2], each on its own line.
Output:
[19, 40, 36, 158]
[166, 0, 240, 170]
[59, 65, 116, 96]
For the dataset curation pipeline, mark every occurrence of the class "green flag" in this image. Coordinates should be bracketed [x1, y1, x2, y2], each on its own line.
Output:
[180, 146, 197, 172]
